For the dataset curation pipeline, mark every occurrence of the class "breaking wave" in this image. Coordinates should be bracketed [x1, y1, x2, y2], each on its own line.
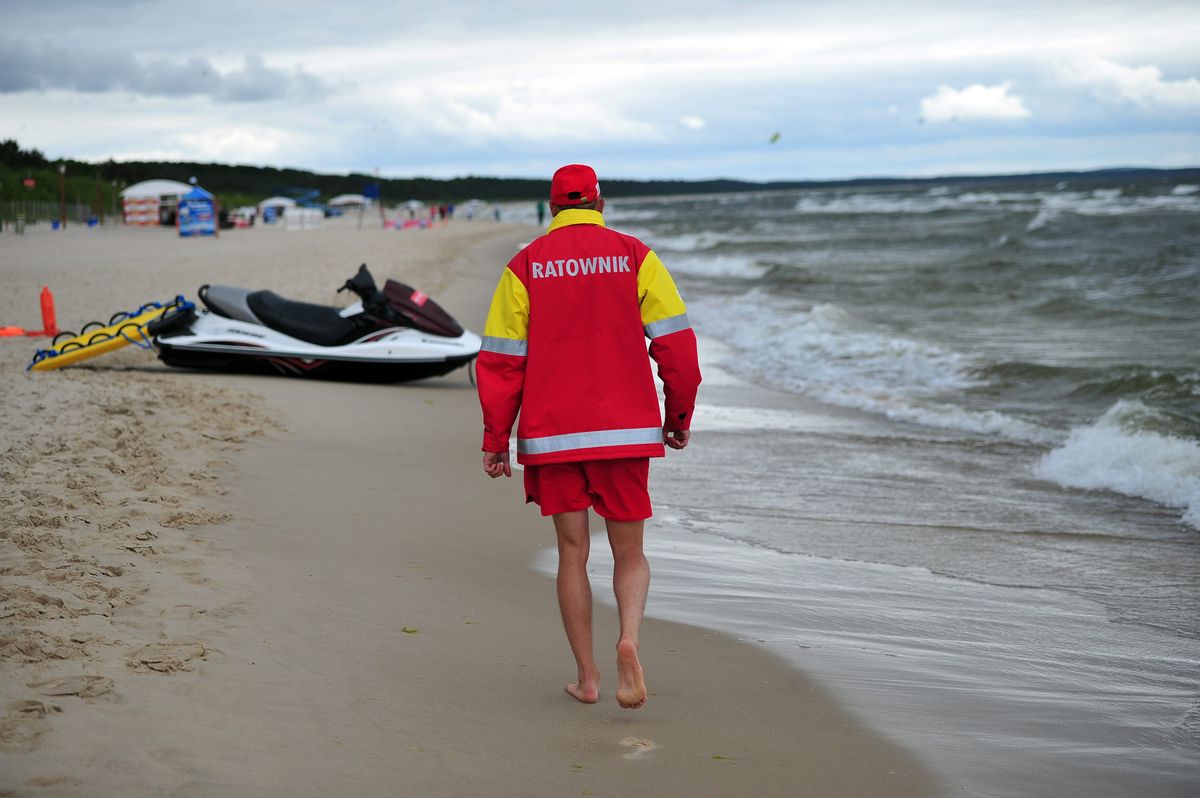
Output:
[667, 254, 771, 279]
[1035, 401, 1200, 530]
[691, 292, 1056, 443]
[785, 187, 1200, 224]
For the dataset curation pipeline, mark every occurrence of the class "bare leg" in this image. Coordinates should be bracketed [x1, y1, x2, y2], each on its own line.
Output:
[607, 519, 649, 709]
[554, 511, 600, 703]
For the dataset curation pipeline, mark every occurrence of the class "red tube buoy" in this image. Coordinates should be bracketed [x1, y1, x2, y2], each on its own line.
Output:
[40, 286, 57, 337]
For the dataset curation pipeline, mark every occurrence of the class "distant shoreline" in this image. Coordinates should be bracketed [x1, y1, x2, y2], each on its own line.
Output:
[4, 138, 1199, 207]
[60, 163, 1200, 203]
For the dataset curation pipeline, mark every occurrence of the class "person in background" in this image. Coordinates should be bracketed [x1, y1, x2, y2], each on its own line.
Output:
[476, 164, 701, 709]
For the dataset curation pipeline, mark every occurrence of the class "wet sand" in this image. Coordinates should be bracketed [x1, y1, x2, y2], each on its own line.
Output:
[1, 219, 937, 795]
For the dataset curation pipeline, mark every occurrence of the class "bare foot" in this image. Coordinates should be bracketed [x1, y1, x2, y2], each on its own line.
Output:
[615, 639, 647, 709]
[566, 671, 600, 704]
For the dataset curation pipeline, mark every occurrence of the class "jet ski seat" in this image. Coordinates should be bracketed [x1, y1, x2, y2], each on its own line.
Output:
[200, 284, 261, 324]
[245, 291, 360, 346]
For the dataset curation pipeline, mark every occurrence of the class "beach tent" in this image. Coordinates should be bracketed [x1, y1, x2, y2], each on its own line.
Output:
[120, 179, 192, 226]
[257, 196, 297, 224]
[178, 185, 217, 237]
[231, 205, 257, 227]
[329, 193, 370, 208]
[285, 206, 325, 231]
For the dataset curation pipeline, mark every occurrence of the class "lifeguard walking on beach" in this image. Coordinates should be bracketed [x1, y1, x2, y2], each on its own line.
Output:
[477, 164, 701, 709]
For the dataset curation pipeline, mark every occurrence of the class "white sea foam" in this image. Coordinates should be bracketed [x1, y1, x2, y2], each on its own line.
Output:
[1035, 401, 1200, 529]
[691, 403, 851, 434]
[668, 253, 770, 279]
[793, 194, 964, 214]
[693, 335, 748, 388]
[794, 190, 1060, 216]
[957, 191, 1013, 204]
[783, 187, 1199, 228]
[811, 388, 1057, 442]
[1026, 193, 1078, 230]
[650, 230, 784, 253]
[691, 292, 1057, 443]
[1026, 208, 1056, 231]
[1026, 190, 1200, 230]
[649, 231, 725, 252]
[604, 208, 664, 222]
[1076, 194, 1200, 214]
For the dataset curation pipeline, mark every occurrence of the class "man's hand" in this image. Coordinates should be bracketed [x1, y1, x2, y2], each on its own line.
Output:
[663, 428, 690, 450]
[483, 450, 512, 478]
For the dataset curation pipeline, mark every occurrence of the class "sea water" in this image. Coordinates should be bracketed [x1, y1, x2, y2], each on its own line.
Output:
[530, 177, 1200, 796]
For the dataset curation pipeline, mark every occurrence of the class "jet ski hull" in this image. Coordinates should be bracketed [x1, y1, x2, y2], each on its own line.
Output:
[157, 341, 476, 382]
[155, 312, 481, 383]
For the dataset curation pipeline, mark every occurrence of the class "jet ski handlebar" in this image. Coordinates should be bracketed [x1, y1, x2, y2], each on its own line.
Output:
[339, 264, 389, 315]
[336, 263, 464, 338]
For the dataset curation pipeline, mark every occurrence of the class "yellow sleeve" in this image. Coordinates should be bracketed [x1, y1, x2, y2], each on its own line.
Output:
[482, 267, 530, 353]
[636, 250, 689, 336]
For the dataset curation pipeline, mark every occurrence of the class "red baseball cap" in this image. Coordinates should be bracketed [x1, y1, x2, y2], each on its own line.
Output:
[550, 164, 601, 206]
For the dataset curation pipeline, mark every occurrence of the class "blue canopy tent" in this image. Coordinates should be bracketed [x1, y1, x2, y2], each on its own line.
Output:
[178, 184, 218, 237]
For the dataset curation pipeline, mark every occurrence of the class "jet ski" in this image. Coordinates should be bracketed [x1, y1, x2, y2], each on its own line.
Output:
[150, 264, 481, 382]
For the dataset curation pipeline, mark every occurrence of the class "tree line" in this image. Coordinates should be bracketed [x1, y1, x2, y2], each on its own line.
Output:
[3, 138, 1197, 214]
[0, 138, 779, 211]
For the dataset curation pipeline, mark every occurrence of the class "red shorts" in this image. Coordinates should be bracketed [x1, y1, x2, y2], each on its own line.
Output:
[523, 458, 651, 521]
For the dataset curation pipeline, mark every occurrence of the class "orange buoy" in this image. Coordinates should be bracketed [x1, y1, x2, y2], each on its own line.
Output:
[40, 286, 58, 337]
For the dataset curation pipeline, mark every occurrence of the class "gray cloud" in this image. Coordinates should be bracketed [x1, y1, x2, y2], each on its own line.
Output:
[1, 1, 1196, 179]
[0, 37, 328, 102]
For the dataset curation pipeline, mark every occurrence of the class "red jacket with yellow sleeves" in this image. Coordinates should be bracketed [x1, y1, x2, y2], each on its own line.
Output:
[477, 208, 701, 466]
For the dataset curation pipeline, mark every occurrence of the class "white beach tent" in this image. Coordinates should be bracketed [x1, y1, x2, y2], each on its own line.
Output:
[257, 196, 297, 223]
[285, 206, 324, 231]
[328, 193, 370, 208]
[120, 179, 193, 226]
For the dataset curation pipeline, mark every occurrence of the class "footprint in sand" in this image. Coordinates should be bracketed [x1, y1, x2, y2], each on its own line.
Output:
[3, 586, 72, 619]
[0, 629, 86, 663]
[159, 509, 232, 529]
[28, 674, 114, 698]
[161, 604, 206, 620]
[128, 642, 207, 673]
[620, 737, 657, 760]
[0, 701, 59, 754]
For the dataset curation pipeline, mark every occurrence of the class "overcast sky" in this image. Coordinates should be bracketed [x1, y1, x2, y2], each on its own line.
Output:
[2, 1, 1198, 180]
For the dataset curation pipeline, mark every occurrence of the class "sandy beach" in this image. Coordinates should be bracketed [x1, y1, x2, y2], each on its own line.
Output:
[1, 220, 936, 796]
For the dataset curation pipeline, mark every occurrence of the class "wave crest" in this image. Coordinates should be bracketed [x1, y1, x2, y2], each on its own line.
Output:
[1035, 401, 1200, 529]
[691, 292, 1056, 443]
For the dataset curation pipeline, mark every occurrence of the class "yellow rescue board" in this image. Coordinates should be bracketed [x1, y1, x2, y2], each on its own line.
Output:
[28, 302, 178, 372]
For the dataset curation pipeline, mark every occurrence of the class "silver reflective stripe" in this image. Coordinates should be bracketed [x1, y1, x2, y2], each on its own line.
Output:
[480, 335, 528, 356]
[644, 312, 691, 339]
[518, 426, 662, 455]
